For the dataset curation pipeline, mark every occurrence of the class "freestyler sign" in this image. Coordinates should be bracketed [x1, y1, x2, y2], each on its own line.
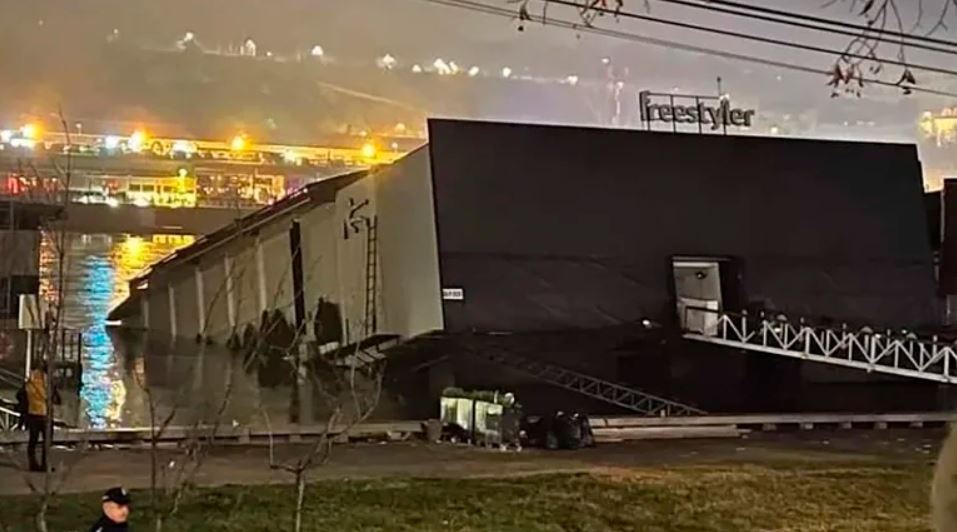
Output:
[639, 91, 755, 131]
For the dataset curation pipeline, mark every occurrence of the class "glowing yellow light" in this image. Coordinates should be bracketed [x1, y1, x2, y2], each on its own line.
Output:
[361, 142, 377, 159]
[21, 123, 40, 139]
[128, 129, 147, 153]
[122, 236, 146, 262]
[230, 134, 248, 152]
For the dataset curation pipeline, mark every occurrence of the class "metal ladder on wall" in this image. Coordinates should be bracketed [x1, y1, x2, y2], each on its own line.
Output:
[363, 216, 379, 337]
[466, 347, 704, 416]
[682, 306, 957, 383]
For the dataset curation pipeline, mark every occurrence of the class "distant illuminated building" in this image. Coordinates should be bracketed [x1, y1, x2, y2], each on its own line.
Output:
[242, 37, 257, 57]
[376, 53, 397, 70]
[917, 107, 957, 191]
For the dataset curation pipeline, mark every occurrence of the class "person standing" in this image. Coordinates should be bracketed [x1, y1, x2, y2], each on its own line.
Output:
[24, 367, 56, 472]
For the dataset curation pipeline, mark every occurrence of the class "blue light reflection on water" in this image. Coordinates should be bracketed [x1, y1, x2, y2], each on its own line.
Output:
[40, 233, 193, 428]
[79, 254, 118, 429]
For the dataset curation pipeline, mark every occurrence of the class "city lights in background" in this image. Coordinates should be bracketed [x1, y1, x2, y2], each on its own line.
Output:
[104, 135, 121, 150]
[128, 129, 147, 153]
[171, 139, 197, 156]
[433, 58, 452, 75]
[20, 123, 40, 139]
[230, 134, 248, 151]
[377, 53, 397, 70]
[361, 142, 377, 159]
[501, 66, 513, 78]
[310, 45, 325, 58]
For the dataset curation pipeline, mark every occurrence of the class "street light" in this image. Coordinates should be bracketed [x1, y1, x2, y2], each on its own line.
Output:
[230, 134, 248, 152]
[361, 143, 377, 159]
[128, 130, 147, 153]
[20, 123, 40, 139]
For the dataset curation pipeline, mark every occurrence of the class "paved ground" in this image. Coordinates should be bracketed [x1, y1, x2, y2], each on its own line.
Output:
[0, 429, 944, 496]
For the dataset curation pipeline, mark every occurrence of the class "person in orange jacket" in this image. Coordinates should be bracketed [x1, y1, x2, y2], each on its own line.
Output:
[24, 367, 59, 472]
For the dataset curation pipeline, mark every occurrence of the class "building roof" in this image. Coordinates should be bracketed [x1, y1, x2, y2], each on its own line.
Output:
[108, 169, 367, 322]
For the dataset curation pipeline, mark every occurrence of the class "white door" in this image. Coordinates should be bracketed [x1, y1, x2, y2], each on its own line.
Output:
[673, 259, 722, 335]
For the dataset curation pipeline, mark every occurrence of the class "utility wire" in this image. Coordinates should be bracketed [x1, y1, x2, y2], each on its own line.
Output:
[618, 0, 957, 56]
[535, 0, 957, 77]
[691, 0, 957, 49]
[418, 0, 957, 98]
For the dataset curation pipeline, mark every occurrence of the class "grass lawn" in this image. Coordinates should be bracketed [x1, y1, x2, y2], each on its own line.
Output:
[0, 463, 934, 531]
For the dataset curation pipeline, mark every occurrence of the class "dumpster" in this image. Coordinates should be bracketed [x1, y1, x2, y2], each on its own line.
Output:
[439, 388, 522, 449]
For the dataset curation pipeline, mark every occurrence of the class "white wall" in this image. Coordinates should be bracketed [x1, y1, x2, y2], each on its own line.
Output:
[334, 177, 379, 341]
[299, 203, 339, 317]
[375, 147, 444, 338]
[199, 258, 229, 340]
[259, 225, 296, 323]
[147, 275, 171, 335]
[132, 167, 444, 347]
[171, 271, 199, 340]
[231, 242, 260, 333]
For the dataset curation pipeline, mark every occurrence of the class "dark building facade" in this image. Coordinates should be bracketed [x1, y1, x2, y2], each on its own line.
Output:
[428, 119, 939, 332]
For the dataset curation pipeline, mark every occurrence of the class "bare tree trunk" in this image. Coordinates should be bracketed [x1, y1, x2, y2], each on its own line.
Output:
[34, 500, 48, 532]
[294, 469, 306, 532]
[147, 390, 161, 532]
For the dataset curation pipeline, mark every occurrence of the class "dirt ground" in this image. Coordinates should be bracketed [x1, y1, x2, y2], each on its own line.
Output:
[0, 428, 944, 496]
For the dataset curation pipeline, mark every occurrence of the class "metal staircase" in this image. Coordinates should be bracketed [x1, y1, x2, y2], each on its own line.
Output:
[465, 347, 704, 416]
[334, 334, 400, 369]
[682, 307, 957, 383]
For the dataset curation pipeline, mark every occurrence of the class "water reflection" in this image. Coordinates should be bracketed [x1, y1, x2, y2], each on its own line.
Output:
[40, 233, 193, 428]
[39, 233, 386, 430]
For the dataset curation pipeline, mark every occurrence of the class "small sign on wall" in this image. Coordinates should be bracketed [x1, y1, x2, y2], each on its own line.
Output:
[442, 288, 465, 301]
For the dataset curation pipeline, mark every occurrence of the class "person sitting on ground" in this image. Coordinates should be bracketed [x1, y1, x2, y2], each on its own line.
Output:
[89, 487, 131, 531]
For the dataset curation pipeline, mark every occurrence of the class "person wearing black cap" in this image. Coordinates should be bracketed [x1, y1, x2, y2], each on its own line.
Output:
[89, 487, 131, 531]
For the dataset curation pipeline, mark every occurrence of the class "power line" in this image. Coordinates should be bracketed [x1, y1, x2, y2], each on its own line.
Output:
[417, 0, 957, 98]
[639, 0, 957, 56]
[696, 0, 957, 50]
[536, 0, 957, 78]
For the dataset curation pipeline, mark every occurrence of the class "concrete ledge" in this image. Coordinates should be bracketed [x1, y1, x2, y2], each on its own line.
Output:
[593, 426, 745, 442]
[0, 420, 426, 447]
[2, 412, 948, 448]
[592, 412, 957, 429]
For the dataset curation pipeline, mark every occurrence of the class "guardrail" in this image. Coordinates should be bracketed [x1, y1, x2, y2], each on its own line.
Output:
[682, 306, 957, 383]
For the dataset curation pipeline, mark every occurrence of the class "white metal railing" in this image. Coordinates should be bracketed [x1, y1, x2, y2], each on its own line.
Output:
[0, 405, 19, 431]
[682, 307, 957, 383]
